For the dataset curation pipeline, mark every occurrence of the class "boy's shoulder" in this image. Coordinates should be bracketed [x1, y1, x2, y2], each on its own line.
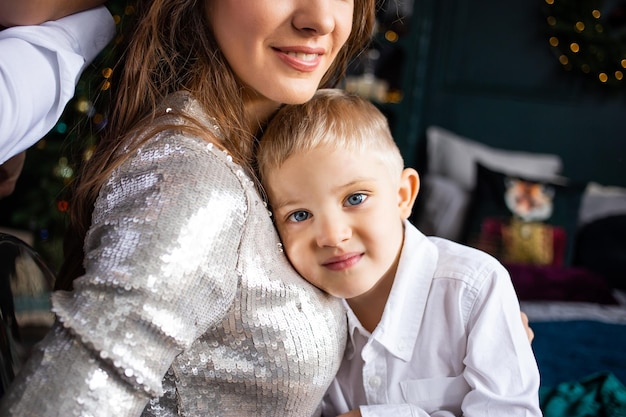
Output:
[426, 235, 508, 289]
[427, 235, 494, 262]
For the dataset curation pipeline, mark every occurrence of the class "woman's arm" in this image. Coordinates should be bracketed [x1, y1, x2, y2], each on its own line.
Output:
[0, 0, 107, 27]
[0, 132, 245, 416]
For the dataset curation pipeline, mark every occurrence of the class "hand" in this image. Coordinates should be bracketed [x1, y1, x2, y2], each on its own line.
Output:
[521, 311, 534, 343]
[337, 409, 362, 417]
[0, 152, 26, 198]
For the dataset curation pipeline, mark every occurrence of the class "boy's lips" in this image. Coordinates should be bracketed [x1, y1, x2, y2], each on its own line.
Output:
[322, 252, 363, 271]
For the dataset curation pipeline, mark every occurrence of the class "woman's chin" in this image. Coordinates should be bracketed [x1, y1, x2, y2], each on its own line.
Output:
[269, 82, 323, 105]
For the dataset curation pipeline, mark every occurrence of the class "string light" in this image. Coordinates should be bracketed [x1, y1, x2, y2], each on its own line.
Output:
[544, 0, 626, 88]
[384, 30, 399, 43]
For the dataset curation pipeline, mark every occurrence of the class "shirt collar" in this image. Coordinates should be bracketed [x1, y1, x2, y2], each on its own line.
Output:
[343, 300, 364, 360]
[344, 220, 439, 362]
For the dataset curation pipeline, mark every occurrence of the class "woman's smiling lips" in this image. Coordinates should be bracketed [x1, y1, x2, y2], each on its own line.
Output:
[273, 46, 325, 72]
[322, 253, 363, 271]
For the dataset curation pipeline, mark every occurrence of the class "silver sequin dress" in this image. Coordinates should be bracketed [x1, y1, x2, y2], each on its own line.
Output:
[0, 92, 347, 417]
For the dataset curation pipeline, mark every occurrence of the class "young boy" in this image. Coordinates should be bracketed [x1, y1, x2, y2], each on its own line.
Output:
[256, 89, 541, 417]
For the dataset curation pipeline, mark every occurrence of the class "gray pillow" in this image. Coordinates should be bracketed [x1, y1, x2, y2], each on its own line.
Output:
[414, 174, 470, 241]
[426, 126, 563, 191]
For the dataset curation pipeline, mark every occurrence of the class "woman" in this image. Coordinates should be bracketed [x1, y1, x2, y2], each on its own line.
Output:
[0, 0, 375, 416]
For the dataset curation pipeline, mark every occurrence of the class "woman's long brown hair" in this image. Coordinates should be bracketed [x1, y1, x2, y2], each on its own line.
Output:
[56, 0, 376, 291]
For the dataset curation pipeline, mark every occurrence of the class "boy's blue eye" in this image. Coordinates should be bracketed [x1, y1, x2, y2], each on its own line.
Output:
[346, 193, 367, 206]
[288, 210, 311, 223]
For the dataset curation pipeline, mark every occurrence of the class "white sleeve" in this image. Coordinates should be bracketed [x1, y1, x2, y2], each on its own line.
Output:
[0, 6, 115, 164]
[460, 263, 542, 416]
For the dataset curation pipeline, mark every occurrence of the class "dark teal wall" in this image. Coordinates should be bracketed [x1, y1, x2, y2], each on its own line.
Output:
[393, 0, 626, 187]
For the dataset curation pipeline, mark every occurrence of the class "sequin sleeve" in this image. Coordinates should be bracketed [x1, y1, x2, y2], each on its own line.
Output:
[0, 132, 247, 416]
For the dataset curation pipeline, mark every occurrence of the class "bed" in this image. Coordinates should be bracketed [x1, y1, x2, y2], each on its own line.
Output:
[412, 126, 626, 416]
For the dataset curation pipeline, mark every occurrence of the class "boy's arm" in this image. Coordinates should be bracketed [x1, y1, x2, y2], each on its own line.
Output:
[0, 6, 115, 164]
[460, 264, 542, 416]
[0, 0, 107, 27]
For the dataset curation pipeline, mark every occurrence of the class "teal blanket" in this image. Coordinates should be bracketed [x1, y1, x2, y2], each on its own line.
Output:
[540, 373, 626, 417]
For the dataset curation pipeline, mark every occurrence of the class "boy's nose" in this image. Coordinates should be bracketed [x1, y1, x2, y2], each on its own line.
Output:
[315, 217, 351, 248]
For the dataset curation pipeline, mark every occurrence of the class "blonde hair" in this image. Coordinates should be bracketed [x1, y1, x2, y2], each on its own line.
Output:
[257, 89, 405, 186]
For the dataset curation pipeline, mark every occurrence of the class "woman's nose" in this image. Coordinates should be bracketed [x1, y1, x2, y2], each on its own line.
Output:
[292, 0, 335, 35]
[315, 216, 351, 248]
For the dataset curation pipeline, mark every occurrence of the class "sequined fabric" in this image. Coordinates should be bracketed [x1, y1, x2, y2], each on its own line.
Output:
[0, 92, 347, 417]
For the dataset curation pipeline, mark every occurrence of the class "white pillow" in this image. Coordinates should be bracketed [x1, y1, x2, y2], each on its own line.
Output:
[413, 174, 470, 241]
[426, 126, 563, 191]
[578, 182, 626, 226]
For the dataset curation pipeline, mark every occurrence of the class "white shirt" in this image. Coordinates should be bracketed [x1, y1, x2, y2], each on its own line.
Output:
[322, 221, 541, 417]
[0, 6, 115, 164]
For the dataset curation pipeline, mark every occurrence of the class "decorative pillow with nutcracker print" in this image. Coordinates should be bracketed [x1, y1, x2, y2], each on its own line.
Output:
[464, 163, 585, 266]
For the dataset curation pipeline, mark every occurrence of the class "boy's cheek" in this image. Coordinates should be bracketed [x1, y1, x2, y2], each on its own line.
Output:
[280, 238, 306, 268]
[275, 224, 290, 243]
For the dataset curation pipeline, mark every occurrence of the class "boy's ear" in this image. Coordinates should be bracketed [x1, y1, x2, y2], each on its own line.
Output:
[398, 168, 420, 220]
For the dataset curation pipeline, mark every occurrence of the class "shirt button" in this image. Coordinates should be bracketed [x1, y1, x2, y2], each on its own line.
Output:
[368, 376, 382, 388]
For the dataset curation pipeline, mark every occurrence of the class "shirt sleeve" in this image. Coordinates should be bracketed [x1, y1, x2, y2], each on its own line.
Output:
[0, 134, 247, 416]
[460, 261, 542, 416]
[0, 6, 115, 164]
